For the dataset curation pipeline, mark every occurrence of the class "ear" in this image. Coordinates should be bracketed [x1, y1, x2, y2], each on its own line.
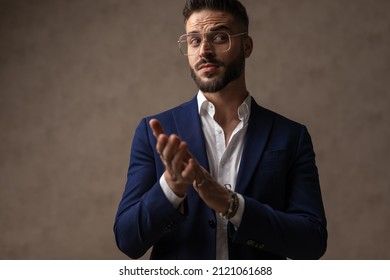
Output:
[243, 35, 253, 58]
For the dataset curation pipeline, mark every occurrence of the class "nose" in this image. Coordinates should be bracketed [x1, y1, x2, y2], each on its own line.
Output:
[198, 38, 214, 57]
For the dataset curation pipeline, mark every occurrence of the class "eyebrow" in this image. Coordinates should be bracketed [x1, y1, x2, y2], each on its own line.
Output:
[187, 24, 234, 34]
[210, 25, 233, 33]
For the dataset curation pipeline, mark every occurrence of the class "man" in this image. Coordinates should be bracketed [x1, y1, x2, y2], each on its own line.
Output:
[114, 0, 327, 260]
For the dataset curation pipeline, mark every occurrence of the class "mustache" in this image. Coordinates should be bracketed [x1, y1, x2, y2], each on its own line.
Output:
[195, 58, 223, 70]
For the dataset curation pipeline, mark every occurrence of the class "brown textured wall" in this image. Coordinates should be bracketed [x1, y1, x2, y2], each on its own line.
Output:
[0, 0, 389, 259]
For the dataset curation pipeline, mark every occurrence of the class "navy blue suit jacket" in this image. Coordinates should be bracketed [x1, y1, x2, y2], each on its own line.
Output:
[114, 96, 327, 259]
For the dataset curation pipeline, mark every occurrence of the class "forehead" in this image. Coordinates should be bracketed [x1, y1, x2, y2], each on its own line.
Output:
[185, 10, 236, 32]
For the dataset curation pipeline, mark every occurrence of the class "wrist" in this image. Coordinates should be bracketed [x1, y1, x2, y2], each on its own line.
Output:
[159, 175, 186, 208]
[220, 189, 239, 220]
[164, 172, 188, 197]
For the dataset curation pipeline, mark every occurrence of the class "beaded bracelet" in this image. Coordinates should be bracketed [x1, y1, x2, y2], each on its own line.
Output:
[220, 189, 239, 220]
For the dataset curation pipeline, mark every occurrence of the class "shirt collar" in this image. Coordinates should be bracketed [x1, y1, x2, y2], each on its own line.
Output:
[197, 90, 251, 123]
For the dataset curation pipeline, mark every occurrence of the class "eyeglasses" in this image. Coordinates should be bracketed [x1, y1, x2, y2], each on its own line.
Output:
[178, 31, 247, 56]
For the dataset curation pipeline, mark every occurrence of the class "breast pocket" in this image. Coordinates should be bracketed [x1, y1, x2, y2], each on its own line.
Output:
[260, 149, 290, 173]
[256, 150, 290, 207]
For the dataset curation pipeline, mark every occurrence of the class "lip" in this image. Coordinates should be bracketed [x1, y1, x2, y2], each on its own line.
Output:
[198, 63, 219, 72]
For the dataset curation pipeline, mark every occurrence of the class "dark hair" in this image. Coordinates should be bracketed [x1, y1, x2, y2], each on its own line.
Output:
[183, 0, 249, 32]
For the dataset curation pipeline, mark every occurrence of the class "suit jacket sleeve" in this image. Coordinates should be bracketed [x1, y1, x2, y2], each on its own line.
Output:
[113, 118, 186, 259]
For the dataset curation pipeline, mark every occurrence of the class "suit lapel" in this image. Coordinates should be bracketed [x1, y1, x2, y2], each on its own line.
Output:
[236, 99, 274, 194]
[172, 97, 210, 172]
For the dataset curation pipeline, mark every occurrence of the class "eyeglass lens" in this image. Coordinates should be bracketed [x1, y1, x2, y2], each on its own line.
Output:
[179, 31, 231, 56]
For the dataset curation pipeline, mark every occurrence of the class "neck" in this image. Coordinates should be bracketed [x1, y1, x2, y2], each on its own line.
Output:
[203, 78, 248, 124]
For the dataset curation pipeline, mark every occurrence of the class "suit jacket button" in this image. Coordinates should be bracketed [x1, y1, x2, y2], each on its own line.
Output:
[164, 223, 175, 232]
[247, 240, 265, 250]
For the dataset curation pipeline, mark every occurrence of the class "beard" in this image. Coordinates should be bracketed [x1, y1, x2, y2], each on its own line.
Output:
[190, 49, 245, 93]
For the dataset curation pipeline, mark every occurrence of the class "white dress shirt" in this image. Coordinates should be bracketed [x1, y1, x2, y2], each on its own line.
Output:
[160, 91, 251, 259]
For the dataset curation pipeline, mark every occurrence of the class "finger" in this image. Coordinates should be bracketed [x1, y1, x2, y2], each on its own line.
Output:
[162, 134, 181, 162]
[171, 141, 188, 175]
[181, 158, 197, 181]
[159, 135, 181, 180]
[149, 118, 165, 138]
[156, 134, 168, 156]
[150, 119, 194, 162]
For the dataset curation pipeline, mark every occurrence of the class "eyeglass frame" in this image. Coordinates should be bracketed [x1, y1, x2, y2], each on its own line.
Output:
[177, 31, 247, 56]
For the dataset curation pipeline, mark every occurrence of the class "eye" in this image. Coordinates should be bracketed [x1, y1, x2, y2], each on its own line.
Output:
[188, 35, 202, 47]
[212, 32, 229, 44]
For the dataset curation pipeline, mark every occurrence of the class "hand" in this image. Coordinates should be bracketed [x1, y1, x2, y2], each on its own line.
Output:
[149, 119, 233, 215]
[149, 119, 197, 197]
[192, 170, 231, 215]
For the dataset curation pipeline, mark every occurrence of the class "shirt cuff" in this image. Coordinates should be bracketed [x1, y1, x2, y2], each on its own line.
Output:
[229, 193, 245, 227]
[159, 174, 186, 209]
